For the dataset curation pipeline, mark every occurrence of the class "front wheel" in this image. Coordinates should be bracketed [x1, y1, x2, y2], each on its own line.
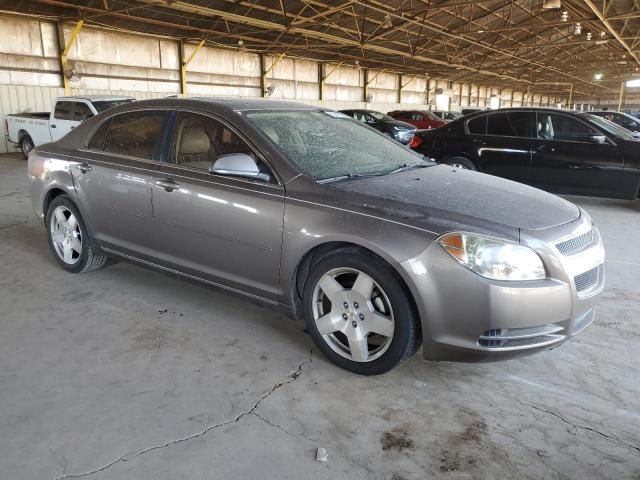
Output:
[302, 248, 420, 375]
[45, 195, 107, 273]
[20, 135, 34, 159]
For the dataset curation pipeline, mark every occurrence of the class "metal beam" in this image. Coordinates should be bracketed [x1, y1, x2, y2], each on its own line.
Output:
[583, 0, 640, 70]
[58, 19, 84, 96]
[180, 39, 205, 95]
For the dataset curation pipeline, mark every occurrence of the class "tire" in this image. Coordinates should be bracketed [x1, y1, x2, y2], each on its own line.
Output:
[443, 156, 477, 171]
[45, 195, 107, 273]
[20, 135, 34, 160]
[302, 247, 420, 375]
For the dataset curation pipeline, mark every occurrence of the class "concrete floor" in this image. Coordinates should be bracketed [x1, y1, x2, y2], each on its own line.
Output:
[0, 151, 639, 480]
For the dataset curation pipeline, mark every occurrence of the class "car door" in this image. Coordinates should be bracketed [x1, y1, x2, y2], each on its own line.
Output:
[472, 111, 533, 184]
[530, 111, 625, 196]
[51, 101, 82, 140]
[151, 110, 285, 301]
[71, 109, 168, 257]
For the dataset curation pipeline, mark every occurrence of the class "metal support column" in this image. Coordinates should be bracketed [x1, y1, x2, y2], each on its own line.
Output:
[180, 39, 205, 95]
[57, 20, 84, 96]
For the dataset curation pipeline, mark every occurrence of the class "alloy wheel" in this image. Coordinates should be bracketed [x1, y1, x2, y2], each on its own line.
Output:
[50, 206, 82, 264]
[312, 267, 395, 362]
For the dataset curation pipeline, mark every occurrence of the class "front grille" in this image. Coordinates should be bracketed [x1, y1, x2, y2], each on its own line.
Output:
[574, 266, 600, 293]
[556, 228, 593, 255]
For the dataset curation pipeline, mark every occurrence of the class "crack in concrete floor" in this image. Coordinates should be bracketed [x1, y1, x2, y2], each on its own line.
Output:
[56, 350, 313, 479]
[524, 402, 640, 453]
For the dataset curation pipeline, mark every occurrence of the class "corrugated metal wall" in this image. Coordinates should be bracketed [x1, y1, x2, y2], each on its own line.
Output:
[0, 14, 568, 153]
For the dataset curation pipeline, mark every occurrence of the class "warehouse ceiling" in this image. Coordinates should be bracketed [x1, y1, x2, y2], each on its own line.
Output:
[2, 0, 639, 99]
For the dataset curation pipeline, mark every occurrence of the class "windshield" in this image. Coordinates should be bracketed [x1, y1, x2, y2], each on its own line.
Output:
[368, 111, 395, 121]
[423, 111, 440, 120]
[583, 113, 637, 140]
[246, 110, 425, 181]
[92, 99, 135, 113]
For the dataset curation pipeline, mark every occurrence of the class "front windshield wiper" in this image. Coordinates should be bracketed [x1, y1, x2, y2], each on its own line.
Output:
[318, 173, 379, 184]
[385, 161, 433, 175]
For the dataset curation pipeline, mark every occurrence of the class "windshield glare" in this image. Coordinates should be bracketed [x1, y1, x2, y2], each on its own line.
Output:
[246, 110, 424, 181]
[368, 111, 395, 121]
[583, 113, 636, 140]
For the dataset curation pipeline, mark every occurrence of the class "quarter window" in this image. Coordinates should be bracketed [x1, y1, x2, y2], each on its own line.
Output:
[102, 111, 166, 159]
[487, 112, 532, 137]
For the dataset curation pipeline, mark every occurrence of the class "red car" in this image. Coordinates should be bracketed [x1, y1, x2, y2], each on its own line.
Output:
[388, 110, 446, 130]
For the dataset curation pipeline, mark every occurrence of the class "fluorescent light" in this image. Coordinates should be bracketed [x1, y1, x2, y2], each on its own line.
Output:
[594, 73, 603, 80]
[626, 79, 640, 88]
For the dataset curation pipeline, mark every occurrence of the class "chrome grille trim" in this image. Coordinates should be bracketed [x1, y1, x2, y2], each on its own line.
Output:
[556, 228, 594, 256]
[478, 324, 565, 350]
[574, 265, 601, 294]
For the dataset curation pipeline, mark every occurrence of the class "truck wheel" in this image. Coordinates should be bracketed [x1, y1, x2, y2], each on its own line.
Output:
[20, 135, 34, 159]
[443, 156, 476, 171]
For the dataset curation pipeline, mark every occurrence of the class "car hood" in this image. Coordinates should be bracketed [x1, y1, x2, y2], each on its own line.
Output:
[330, 165, 580, 231]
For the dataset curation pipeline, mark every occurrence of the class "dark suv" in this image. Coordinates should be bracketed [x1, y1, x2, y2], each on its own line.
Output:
[414, 108, 640, 199]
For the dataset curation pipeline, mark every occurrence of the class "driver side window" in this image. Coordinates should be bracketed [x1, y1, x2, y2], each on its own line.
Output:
[537, 113, 595, 142]
[172, 112, 273, 180]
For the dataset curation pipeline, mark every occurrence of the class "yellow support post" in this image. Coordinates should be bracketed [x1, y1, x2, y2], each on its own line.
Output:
[262, 53, 286, 96]
[568, 83, 573, 108]
[59, 20, 84, 96]
[180, 39, 205, 95]
[617, 81, 625, 111]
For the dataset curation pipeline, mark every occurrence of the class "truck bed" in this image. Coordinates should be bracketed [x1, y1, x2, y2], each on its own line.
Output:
[8, 112, 50, 119]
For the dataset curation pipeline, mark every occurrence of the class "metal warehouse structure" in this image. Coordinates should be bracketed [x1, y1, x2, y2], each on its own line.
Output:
[0, 0, 639, 152]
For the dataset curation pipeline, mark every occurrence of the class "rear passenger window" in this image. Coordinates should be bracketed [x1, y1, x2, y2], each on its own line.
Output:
[103, 111, 166, 159]
[467, 116, 487, 134]
[53, 102, 73, 120]
[487, 112, 531, 137]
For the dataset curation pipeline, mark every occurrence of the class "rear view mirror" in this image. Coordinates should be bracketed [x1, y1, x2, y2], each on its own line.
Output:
[589, 134, 607, 144]
[211, 153, 270, 182]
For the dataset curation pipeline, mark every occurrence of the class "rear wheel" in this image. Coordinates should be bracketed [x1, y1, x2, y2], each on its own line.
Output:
[302, 248, 420, 375]
[45, 195, 107, 273]
[20, 135, 34, 159]
[443, 156, 476, 171]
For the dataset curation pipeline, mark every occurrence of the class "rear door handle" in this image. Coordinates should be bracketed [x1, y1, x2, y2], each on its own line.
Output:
[156, 179, 180, 192]
[75, 162, 92, 173]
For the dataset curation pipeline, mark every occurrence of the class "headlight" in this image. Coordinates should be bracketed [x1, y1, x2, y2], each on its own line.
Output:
[439, 232, 546, 281]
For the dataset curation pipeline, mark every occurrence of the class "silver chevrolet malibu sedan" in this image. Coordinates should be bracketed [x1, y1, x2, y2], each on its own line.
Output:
[27, 98, 605, 375]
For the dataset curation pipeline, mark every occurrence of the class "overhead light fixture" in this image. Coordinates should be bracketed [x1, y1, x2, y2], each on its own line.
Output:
[586, 32, 592, 40]
[477, 29, 485, 33]
[382, 14, 392, 28]
[594, 73, 603, 80]
[561, 11, 569, 21]
[542, 0, 561, 8]
[574, 23, 582, 35]
[627, 79, 640, 87]
[595, 40, 608, 45]
[354, 59, 360, 65]
[600, 31, 606, 38]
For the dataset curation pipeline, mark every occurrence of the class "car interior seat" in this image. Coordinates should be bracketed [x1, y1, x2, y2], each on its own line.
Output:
[176, 125, 213, 170]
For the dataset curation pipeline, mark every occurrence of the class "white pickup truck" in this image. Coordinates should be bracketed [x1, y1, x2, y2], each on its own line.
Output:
[5, 95, 134, 158]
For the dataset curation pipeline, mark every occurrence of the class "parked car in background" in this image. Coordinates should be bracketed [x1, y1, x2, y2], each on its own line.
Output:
[414, 108, 640, 199]
[339, 109, 416, 145]
[431, 110, 463, 121]
[387, 110, 446, 130]
[590, 111, 640, 138]
[461, 108, 483, 116]
[28, 98, 603, 374]
[6, 95, 135, 158]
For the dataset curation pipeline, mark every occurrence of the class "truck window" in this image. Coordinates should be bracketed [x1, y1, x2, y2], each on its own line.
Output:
[87, 119, 111, 151]
[53, 102, 74, 120]
[103, 111, 166, 160]
[73, 103, 93, 121]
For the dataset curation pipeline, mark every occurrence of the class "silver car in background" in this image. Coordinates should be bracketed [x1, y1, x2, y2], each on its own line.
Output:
[28, 98, 605, 375]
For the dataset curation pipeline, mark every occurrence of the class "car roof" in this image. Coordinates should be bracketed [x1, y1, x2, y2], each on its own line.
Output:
[57, 95, 135, 102]
[191, 97, 319, 111]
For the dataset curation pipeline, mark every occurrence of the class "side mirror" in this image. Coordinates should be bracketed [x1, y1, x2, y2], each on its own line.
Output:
[211, 153, 270, 182]
[589, 134, 607, 144]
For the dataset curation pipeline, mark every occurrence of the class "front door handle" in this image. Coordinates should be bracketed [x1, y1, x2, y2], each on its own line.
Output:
[156, 179, 180, 192]
[75, 162, 92, 173]
[50, 124, 56, 128]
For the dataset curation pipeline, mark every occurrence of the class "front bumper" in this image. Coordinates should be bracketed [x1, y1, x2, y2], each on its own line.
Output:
[399, 214, 604, 362]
